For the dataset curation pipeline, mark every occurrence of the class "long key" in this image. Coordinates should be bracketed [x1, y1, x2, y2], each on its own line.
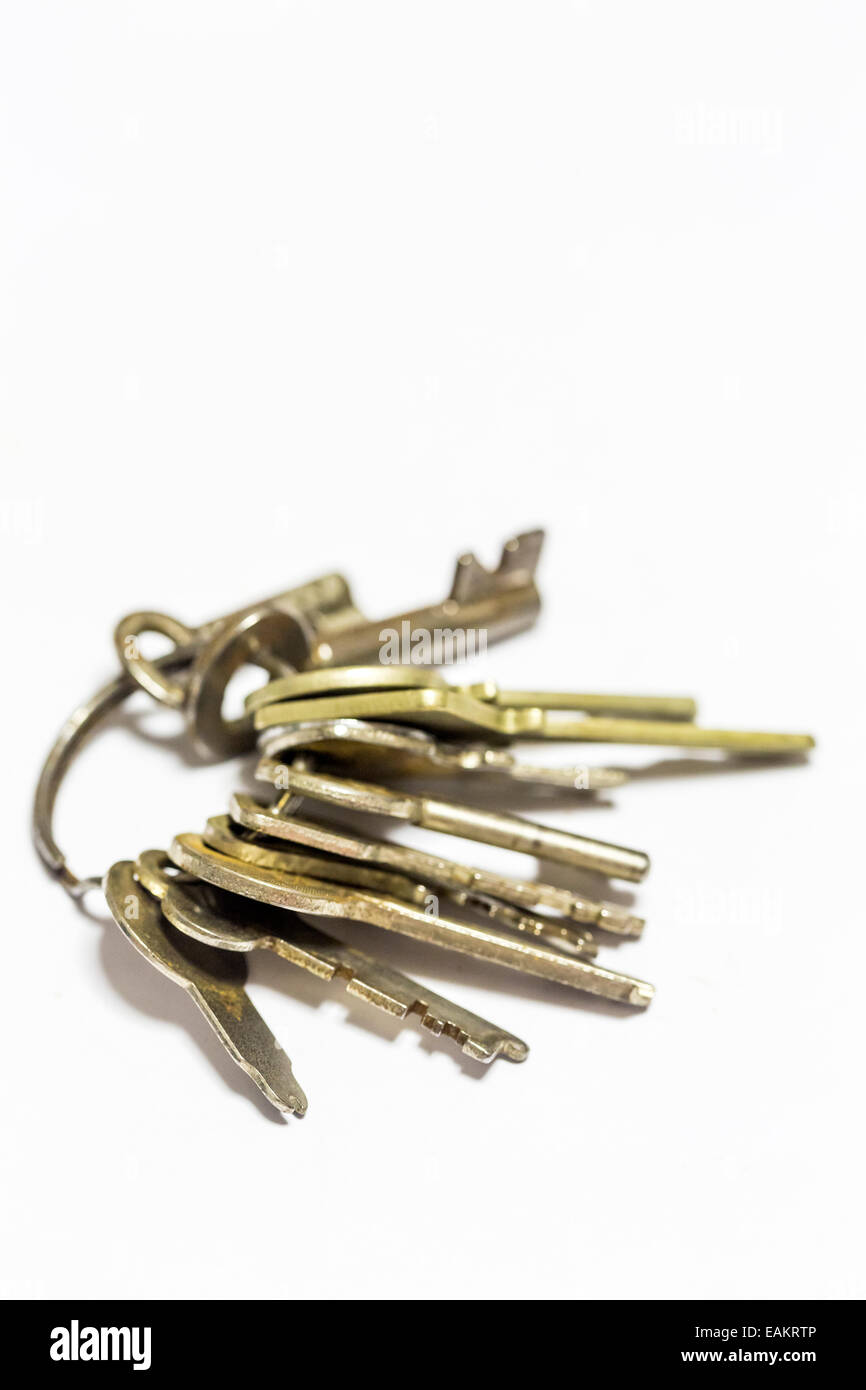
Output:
[247, 665, 697, 723]
[255, 761, 650, 882]
[104, 860, 307, 1115]
[253, 686, 814, 755]
[169, 834, 655, 1007]
[158, 875, 528, 1064]
[304, 530, 544, 668]
[257, 718, 628, 791]
[205, 812, 599, 958]
[230, 793, 642, 937]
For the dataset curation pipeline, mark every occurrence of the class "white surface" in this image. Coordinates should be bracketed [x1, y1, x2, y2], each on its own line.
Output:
[2, 2, 864, 1300]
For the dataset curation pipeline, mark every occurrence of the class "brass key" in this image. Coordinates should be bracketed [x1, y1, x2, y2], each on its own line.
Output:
[253, 684, 814, 755]
[247, 665, 697, 723]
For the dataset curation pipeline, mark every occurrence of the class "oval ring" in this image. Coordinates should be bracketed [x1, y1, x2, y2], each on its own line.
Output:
[114, 610, 198, 708]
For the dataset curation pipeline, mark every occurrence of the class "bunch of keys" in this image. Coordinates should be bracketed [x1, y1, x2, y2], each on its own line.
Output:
[34, 529, 815, 1117]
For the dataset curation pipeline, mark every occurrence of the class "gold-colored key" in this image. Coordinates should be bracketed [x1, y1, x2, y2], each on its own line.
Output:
[205, 812, 600, 957]
[169, 834, 655, 1007]
[105, 860, 308, 1115]
[252, 679, 814, 755]
[255, 760, 651, 882]
[230, 793, 640, 938]
[245, 665, 697, 722]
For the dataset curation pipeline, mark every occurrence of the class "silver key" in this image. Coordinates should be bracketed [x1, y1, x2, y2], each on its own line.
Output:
[104, 859, 307, 1116]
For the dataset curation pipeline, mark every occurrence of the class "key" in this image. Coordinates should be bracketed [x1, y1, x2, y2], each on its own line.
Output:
[253, 684, 815, 755]
[155, 871, 529, 1065]
[254, 761, 651, 882]
[113, 531, 544, 757]
[206, 811, 600, 957]
[231, 792, 643, 937]
[169, 834, 656, 1006]
[104, 859, 307, 1115]
[257, 718, 628, 791]
[246, 665, 697, 723]
[304, 530, 544, 669]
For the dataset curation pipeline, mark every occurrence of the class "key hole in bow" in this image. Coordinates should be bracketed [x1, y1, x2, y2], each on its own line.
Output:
[221, 662, 273, 723]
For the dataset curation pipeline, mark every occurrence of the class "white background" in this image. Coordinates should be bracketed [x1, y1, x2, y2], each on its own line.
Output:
[2, 2, 864, 1300]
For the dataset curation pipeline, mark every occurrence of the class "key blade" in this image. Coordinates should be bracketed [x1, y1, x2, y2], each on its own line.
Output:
[104, 860, 307, 1116]
[256, 762, 650, 882]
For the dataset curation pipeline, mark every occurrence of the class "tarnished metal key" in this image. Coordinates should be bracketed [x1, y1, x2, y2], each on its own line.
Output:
[231, 793, 642, 937]
[255, 761, 650, 882]
[169, 834, 655, 1007]
[304, 530, 545, 668]
[156, 872, 528, 1065]
[206, 811, 599, 958]
[257, 718, 628, 791]
[104, 860, 307, 1115]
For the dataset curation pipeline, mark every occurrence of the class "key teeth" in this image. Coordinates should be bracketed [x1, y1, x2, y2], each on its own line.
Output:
[450, 552, 488, 604]
[417, 1008, 528, 1064]
[328, 959, 527, 1067]
[497, 528, 545, 579]
[449, 529, 545, 602]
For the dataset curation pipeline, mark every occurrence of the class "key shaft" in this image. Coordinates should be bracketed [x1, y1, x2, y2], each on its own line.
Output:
[256, 762, 650, 882]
